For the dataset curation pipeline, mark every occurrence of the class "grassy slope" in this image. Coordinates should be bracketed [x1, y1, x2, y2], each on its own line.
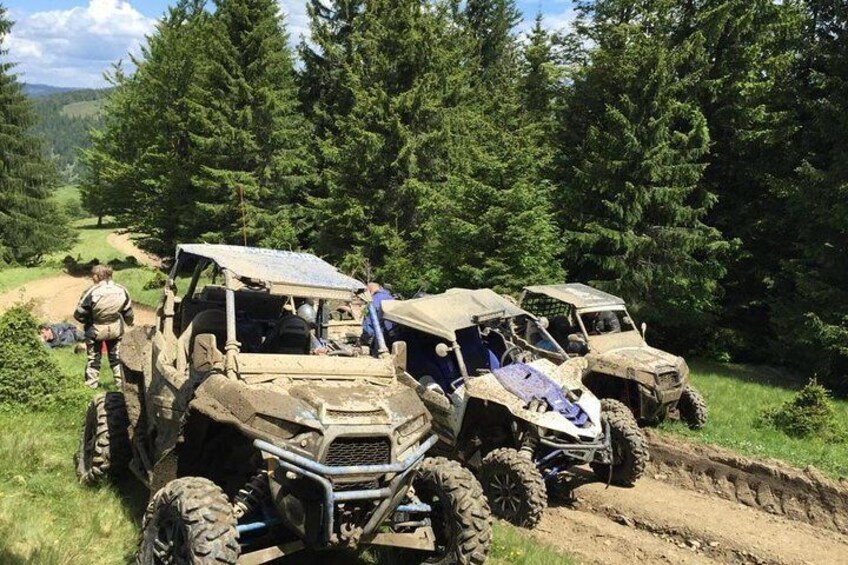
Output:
[0, 348, 573, 564]
[660, 360, 848, 478]
[61, 99, 106, 119]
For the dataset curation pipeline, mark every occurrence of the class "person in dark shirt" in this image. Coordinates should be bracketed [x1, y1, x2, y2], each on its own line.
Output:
[39, 322, 84, 349]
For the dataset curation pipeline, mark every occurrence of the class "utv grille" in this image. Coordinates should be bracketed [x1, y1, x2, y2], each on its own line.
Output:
[657, 371, 681, 388]
[325, 437, 391, 467]
[326, 409, 385, 421]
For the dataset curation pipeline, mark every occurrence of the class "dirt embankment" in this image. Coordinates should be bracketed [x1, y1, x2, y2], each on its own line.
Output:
[533, 433, 848, 565]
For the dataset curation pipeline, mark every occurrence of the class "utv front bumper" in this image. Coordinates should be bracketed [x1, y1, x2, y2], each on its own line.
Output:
[254, 435, 438, 547]
[536, 423, 612, 481]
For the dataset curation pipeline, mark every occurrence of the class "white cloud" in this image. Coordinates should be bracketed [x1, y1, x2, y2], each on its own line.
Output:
[4, 0, 155, 87]
[278, 0, 310, 46]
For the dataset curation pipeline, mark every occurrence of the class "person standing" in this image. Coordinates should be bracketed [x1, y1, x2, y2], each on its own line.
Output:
[360, 282, 394, 355]
[74, 265, 134, 388]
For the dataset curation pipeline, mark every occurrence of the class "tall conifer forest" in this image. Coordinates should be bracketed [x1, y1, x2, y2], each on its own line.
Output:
[0, 0, 844, 392]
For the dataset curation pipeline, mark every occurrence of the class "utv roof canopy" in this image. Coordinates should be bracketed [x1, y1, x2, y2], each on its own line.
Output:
[176, 244, 365, 300]
[382, 288, 528, 342]
[523, 283, 625, 309]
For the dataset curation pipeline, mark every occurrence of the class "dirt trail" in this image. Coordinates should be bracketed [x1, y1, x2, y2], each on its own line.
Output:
[0, 274, 155, 325]
[0, 228, 159, 324]
[106, 232, 162, 268]
[532, 438, 848, 565]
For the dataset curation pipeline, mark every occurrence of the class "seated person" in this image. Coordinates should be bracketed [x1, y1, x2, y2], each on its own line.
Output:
[404, 330, 461, 392]
[261, 302, 329, 355]
[582, 310, 621, 335]
[297, 302, 330, 355]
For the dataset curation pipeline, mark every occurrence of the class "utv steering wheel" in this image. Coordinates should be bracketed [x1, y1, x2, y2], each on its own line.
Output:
[500, 345, 524, 367]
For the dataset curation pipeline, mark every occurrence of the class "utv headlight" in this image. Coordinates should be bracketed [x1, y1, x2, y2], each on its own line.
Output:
[251, 414, 305, 440]
[396, 414, 428, 441]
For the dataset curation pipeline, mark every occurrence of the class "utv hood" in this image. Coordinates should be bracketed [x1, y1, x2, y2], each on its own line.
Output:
[464, 358, 601, 441]
[588, 342, 687, 388]
[594, 345, 680, 369]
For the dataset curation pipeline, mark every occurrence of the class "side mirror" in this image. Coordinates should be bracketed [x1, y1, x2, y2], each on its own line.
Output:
[640, 322, 647, 340]
[392, 340, 407, 371]
[435, 342, 451, 358]
[192, 333, 224, 374]
[538, 316, 550, 329]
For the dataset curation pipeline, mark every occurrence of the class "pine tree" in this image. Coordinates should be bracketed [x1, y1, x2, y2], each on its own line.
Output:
[522, 13, 556, 123]
[0, 5, 68, 264]
[188, 0, 312, 248]
[555, 0, 729, 346]
[81, 1, 208, 255]
[771, 0, 848, 394]
[83, 0, 311, 254]
[676, 0, 805, 358]
[303, 0, 472, 293]
[428, 0, 563, 292]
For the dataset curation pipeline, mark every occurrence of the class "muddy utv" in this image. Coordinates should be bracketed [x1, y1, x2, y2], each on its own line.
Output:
[75, 244, 491, 564]
[519, 283, 707, 429]
[381, 289, 647, 529]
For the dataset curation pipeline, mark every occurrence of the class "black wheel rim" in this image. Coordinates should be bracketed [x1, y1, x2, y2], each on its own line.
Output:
[488, 471, 523, 520]
[422, 491, 453, 561]
[152, 509, 190, 565]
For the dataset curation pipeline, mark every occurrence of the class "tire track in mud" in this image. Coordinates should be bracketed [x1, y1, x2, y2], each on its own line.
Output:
[531, 435, 848, 565]
[646, 432, 848, 535]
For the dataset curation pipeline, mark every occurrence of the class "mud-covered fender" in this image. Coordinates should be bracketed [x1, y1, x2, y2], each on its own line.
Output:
[463, 359, 602, 441]
[187, 374, 324, 442]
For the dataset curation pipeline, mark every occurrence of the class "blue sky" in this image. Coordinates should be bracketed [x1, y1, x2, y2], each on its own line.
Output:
[3, 1, 577, 87]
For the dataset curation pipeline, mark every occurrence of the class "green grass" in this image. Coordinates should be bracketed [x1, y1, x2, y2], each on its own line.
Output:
[660, 360, 848, 478]
[0, 267, 59, 294]
[50, 185, 82, 209]
[0, 350, 137, 565]
[490, 522, 575, 564]
[47, 218, 125, 264]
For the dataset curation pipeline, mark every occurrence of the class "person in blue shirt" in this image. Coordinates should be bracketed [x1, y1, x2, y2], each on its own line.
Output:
[360, 282, 394, 355]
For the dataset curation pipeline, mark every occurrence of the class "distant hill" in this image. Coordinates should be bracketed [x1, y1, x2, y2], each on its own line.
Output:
[30, 88, 110, 181]
[21, 83, 79, 98]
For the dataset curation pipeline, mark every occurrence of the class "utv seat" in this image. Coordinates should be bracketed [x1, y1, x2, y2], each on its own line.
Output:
[261, 314, 311, 355]
[176, 309, 227, 374]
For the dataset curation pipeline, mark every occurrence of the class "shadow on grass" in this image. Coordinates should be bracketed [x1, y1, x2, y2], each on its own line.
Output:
[689, 358, 810, 392]
[77, 220, 121, 231]
[60, 254, 152, 277]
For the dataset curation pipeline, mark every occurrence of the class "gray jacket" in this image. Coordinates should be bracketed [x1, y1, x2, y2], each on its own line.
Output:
[74, 280, 134, 340]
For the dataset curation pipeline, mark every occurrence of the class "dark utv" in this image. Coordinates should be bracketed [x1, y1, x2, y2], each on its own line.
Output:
[520, 283, 707, 429]
[75, 245, 490, 564]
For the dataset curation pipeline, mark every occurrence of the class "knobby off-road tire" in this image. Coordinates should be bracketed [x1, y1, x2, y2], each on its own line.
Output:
[75, 392, 131, 485]
[678, 385, 708, 430]
[401, 457, 491, 565]
[137, 476, 239, 565]
[479, 448, 547, 528]
[591, 399, 648, 487]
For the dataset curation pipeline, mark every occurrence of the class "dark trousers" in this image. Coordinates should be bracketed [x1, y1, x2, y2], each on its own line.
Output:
[85, 338, 122, 388]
